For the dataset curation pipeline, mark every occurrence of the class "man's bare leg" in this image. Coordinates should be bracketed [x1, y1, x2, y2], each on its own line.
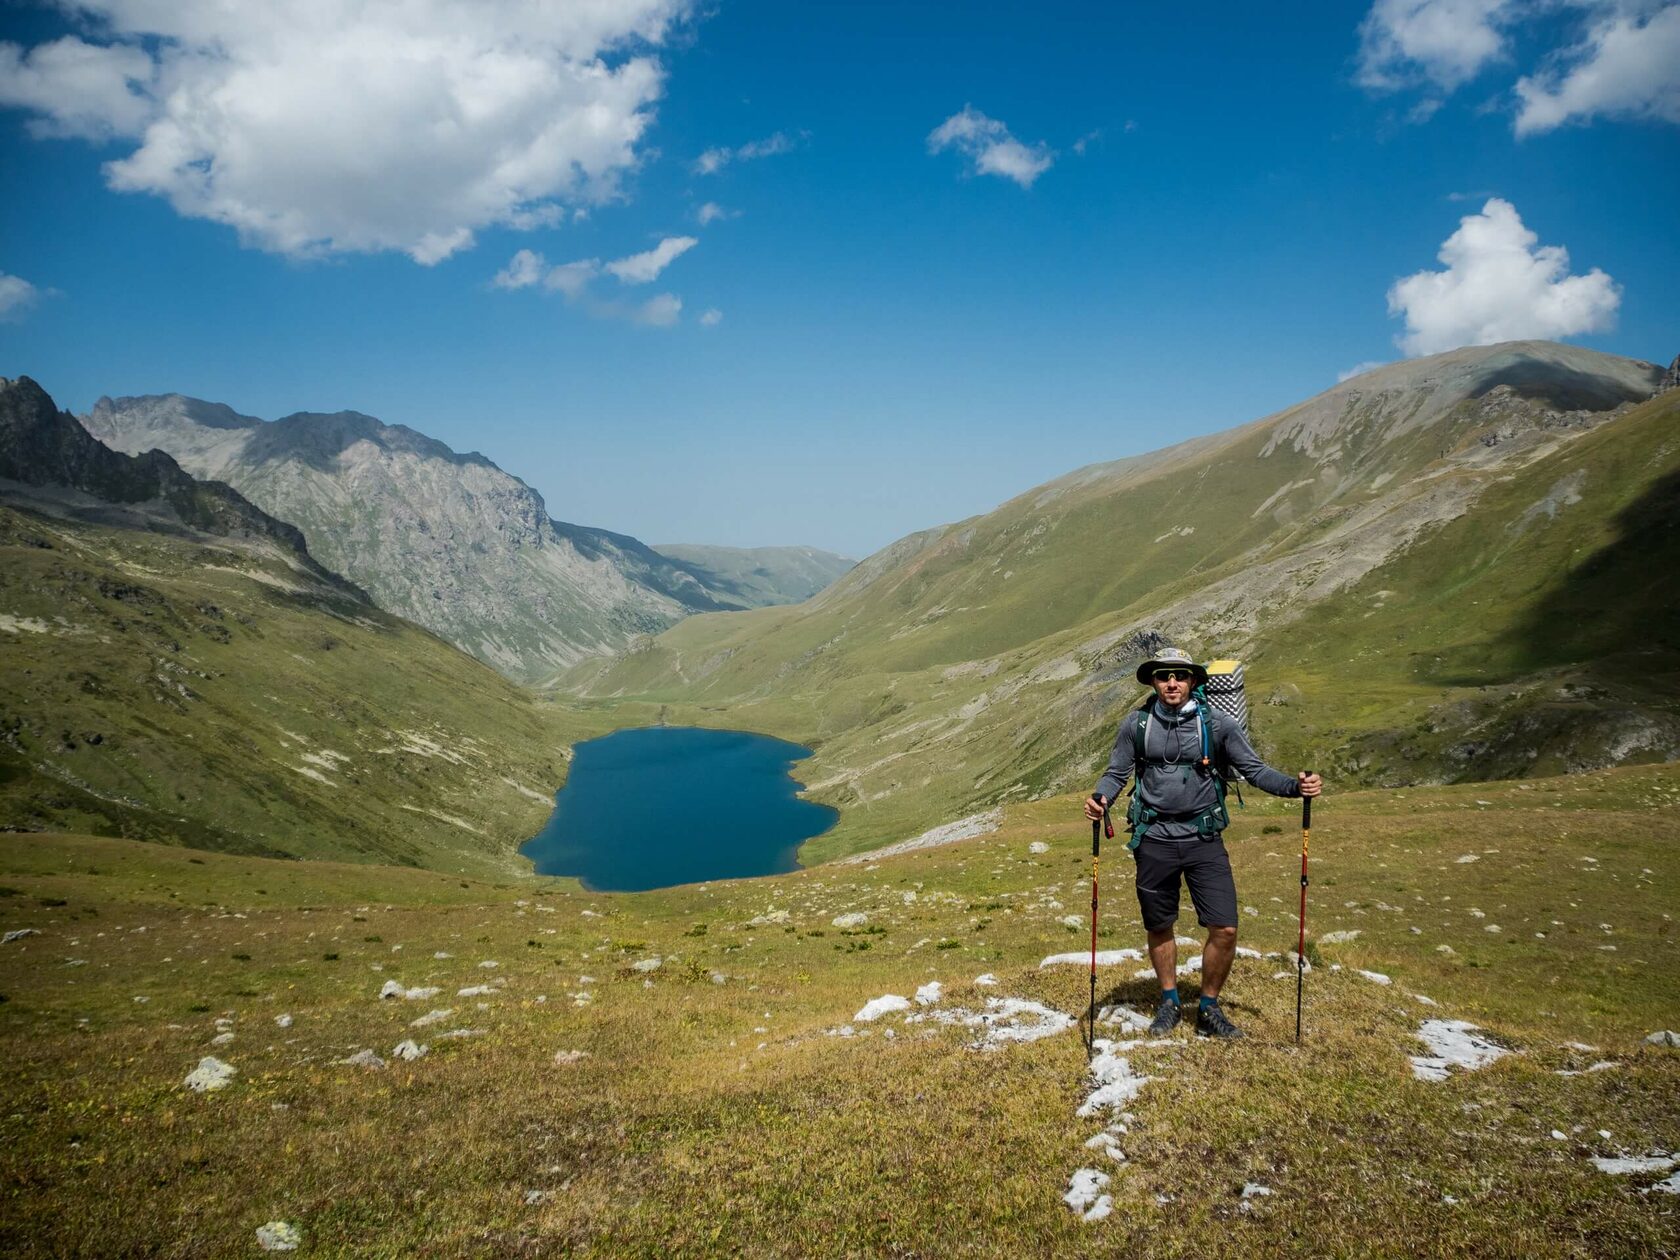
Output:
[1200, 925, 1237, 999]
[1147, 925, 1177, 991]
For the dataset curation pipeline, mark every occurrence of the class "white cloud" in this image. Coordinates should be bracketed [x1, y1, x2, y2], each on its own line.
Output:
[1355, 1, 1680, 134]
[632, 293, 682, 326]
[604, 235, 697, 283]
[1338, 360, 1391, 382]
[492, 248, 548, 290]
[544, 259, 601, 298]
[695, 201, 730, 225]
[1386, 198, 1620, 356]
[1515, 5, 1680, 133]
[1356, 0, 1517, 91]
[693, 131, 799, 175]
[699, 307, 722, 326]
[927, 106, 1053, 188]
[0, 1, 692, 264]
[490, 241, 691, 325]
[0, 37, 155, 139]
[0, 272, 41, 320]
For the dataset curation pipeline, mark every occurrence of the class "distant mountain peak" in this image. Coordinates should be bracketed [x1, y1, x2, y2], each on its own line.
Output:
[78, 389, 752, 682]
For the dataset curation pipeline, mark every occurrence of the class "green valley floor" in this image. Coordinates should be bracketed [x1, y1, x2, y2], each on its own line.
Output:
[2, 766, 1678, 1256]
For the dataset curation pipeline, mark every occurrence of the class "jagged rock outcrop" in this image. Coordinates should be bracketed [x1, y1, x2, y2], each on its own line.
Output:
[1662, 352, 1680, 392]
[0, 377, 350, 595]
[80, 395, 742, 683]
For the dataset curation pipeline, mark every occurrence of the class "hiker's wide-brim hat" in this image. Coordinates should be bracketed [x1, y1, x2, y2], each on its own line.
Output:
[1136, 647, 1208, 686]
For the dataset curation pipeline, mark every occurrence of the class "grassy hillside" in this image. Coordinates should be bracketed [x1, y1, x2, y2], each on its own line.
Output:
[561, 346, 1679, 862]
[0, 500, 618, 879]
[2, 766, 1677, 1255]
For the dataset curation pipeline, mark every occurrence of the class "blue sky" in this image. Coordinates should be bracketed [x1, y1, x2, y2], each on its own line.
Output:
[2, 1, 1676, 557]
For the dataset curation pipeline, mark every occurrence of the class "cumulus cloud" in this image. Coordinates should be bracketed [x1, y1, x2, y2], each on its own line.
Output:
[927, 106, 1054, 188]
[1356, 0, 1517, 91]
[605, 236, 697, 283]
[0, 272, 41, 320]
[1515, 5, 1680, 133]
[1356, 1, 1680, 134]
[699, 307, 722, 326]
[695, 201, 731, 225]
[693, 131, 799, 175]
[1386, 198, 1619, 356]
[0, 1, 691, 263]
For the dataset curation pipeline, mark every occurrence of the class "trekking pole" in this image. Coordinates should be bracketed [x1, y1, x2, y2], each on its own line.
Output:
[1295, 780, 1313, 1045]
[1088, 801, 1113, 1056]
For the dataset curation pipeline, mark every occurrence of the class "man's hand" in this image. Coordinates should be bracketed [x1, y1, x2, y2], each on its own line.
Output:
[1084, 793, 1108, 821]
[1298, 772, 1323, 798]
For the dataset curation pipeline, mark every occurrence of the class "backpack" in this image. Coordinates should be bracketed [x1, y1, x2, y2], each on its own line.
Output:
[1122, 683, 1243, 850]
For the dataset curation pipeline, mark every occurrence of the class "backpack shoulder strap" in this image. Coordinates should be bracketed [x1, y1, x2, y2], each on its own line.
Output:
[1131, 704, 1150, 761]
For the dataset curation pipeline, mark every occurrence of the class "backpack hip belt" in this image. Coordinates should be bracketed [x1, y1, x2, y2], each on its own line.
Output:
[1124, 796, 1231, 850]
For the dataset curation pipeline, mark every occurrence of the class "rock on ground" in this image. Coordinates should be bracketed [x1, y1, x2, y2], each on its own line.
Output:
[256, 1221, 301, 1251]
[183, 1057, 236, 1093]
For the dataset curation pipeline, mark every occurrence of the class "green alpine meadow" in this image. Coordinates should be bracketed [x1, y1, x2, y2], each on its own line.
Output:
[4, 338, 1679, 1256]
[4, 5, 1680, 1252]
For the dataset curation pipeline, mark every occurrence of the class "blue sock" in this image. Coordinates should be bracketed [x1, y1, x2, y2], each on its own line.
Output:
[1162, 987, 1179, 1006]
[1200, 994, 1219, 1011]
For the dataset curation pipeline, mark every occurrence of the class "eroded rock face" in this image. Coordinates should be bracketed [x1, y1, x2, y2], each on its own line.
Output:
[1662, 352, 1680, 393]
[79, 393, 740, 682]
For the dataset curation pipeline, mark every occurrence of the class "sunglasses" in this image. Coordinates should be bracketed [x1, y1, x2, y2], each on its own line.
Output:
[1151, 669, 1193, 683]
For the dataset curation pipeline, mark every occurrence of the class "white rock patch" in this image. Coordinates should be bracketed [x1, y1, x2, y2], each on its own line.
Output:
[1590, 1154, 1678, 1176]
[255, 1221, 302, 1252]
[1041, 949, 1143, 968]
[1078, 1039, 1155, 1118]
[1410, 1020, 1510, 1082]
[1063, 1167, 1113, 1222]
[855, 994, 912, 1022]
[379, 980, 441, 1001]
[183, 1057, 235, 1092]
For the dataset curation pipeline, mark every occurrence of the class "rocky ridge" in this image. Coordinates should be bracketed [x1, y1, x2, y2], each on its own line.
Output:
[80, 395, 741, 684]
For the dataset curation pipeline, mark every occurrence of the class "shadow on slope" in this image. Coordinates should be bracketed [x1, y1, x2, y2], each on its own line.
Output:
[1503, 465, 1680, 670]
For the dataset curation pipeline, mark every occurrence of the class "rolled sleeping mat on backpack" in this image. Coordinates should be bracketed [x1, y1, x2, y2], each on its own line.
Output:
[1203, 660, 1249, 776]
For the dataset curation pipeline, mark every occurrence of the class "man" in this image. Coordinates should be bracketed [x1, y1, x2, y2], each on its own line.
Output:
[1084, 647, 1322, 1040]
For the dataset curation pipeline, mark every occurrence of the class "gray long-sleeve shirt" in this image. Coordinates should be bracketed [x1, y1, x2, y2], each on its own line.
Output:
[1094, 698, 1299, 841]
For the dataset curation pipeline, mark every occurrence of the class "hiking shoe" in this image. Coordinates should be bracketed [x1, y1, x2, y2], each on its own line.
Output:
[1195, 1001, 1244, 1040]
[1148, 996, 1182, 1038]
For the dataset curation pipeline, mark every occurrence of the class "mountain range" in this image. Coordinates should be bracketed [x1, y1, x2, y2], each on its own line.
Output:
[561, 341, 1680, 861]
[81, 394, 852, 684]
[4, 340, 1677, 872]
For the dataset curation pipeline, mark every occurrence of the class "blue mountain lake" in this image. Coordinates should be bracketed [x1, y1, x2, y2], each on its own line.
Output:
[521, 726, 839, 892]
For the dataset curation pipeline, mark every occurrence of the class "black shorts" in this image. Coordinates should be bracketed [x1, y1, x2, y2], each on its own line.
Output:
[1133, 837, 1238, 931]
